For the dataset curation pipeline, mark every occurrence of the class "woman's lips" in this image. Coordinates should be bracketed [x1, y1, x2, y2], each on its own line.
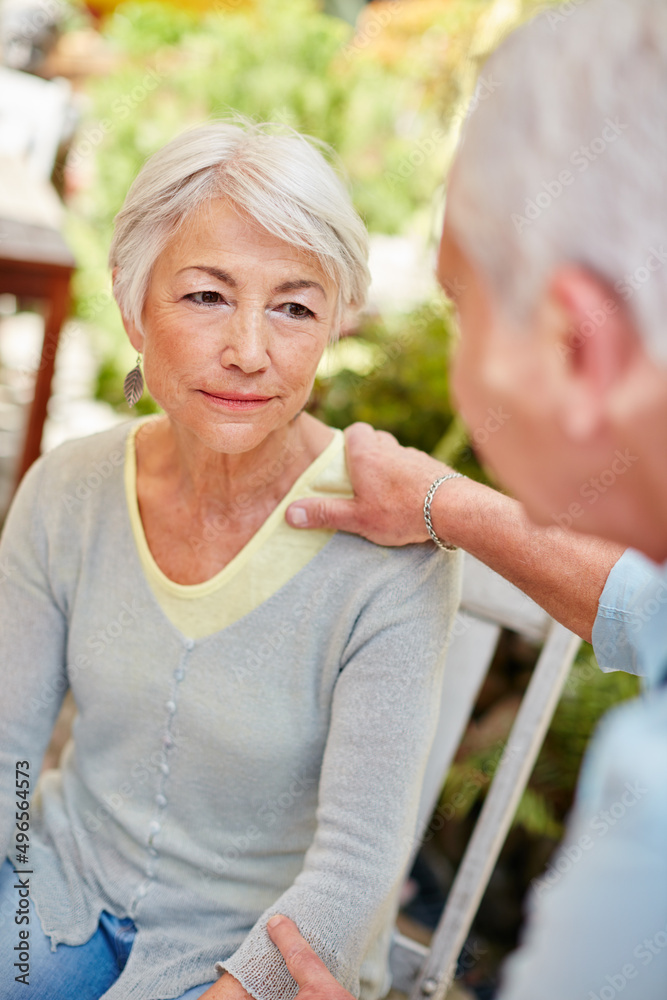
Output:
[199, 390, 275, 411]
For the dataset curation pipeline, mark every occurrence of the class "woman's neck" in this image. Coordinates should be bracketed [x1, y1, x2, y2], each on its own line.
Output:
[136, 412, 334, 524]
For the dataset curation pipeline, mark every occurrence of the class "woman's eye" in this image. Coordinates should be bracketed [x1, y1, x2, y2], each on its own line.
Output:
[278, 302, 315, 319]
[187, 291, 225, 305]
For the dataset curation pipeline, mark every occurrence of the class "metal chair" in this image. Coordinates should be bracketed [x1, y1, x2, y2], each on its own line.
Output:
[390, 552, 580, 1000]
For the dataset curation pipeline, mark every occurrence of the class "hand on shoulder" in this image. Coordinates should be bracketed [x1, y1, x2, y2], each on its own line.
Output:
[286, 422, 453, 546]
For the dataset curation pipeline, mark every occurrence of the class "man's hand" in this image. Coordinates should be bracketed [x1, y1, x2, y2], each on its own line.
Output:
[286, 422, 456, 546]
[198, 972, 254, 1000]
[267, 915, 355, 1000]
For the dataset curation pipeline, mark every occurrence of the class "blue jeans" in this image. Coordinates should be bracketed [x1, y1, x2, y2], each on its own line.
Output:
[0, 858, 216, 998]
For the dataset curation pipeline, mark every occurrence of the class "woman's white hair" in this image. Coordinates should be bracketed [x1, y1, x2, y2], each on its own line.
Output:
[109, 117, 370, 336]
[448, 0, 667, 364]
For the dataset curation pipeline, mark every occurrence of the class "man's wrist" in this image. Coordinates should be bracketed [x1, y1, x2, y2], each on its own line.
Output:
[427, 473, 484, 550]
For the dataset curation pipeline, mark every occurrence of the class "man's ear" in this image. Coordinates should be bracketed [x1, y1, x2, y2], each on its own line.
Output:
[111, 266, 144, 354]
[544, 265, 641, 441]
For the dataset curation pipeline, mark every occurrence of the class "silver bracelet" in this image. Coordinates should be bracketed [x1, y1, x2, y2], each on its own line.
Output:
[423, 473, 465, 551]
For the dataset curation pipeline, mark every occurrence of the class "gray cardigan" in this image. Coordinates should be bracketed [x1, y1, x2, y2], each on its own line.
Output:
[0, 422, 462, 1000]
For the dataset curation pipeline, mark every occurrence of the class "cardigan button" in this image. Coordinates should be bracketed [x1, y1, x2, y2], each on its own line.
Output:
[160, 762, 170, 775]
[174, 667, 185, 682]
[156, 794, 167, 808]
[185, 638, 195, 650]
[166, 700, 176, 714]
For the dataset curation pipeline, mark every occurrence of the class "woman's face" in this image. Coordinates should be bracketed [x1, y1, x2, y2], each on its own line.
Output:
[124, 198, 337, 454]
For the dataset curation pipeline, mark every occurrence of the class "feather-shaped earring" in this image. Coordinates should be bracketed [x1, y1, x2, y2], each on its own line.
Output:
[123, 353, 144, 408]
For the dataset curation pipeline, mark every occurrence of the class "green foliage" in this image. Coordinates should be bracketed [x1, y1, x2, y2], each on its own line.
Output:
[312, 302, 455, 448]
[438, 643, 641, 841]
[65, 0, 464, 395]
[534, 643, 641, 808]
[96, 357, 161, 416]
[309, 299, 488, 481]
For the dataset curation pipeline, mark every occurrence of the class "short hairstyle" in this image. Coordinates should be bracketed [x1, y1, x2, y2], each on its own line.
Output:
[448, 0, 667, 363]
[109, 118, 370, 337]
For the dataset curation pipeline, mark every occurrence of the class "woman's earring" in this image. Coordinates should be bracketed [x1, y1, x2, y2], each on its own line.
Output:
[123, 353, 144, 408]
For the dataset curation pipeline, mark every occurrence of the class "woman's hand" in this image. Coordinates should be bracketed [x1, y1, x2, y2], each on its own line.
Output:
[267, 915, 356, 1000]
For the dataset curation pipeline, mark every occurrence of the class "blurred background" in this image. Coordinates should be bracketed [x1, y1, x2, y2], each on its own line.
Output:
[0, 0, 639, 996]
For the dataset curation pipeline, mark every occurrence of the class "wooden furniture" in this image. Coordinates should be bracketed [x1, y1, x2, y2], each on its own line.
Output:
[0, 69, 75, 492]
[0, 214, 75, 488]
[390, 553, 580, 999]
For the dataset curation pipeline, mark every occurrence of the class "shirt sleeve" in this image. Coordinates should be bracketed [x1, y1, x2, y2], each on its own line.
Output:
[0, 457, 69, 864]
[496, 689, 667, 1000]
[591, 548, 664, 675]
[217, 545, 462, 1000]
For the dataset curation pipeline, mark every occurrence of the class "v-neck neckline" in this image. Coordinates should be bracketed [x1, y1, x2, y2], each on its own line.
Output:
[124, 416, 343, 598]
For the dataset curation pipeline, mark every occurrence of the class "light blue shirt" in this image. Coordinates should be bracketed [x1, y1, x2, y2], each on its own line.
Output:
[498, 550, 667, 999]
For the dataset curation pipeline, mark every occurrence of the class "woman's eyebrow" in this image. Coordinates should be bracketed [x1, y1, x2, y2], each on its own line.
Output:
[274, 279, 327, 299]
[176, 268, 326, 299]
[178, 265, 238, 286]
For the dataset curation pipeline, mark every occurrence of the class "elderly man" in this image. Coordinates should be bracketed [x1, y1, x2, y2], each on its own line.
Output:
[266, 0, 667, 997]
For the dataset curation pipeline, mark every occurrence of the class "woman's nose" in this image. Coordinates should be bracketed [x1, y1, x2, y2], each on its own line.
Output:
[219, 307, 270, 373]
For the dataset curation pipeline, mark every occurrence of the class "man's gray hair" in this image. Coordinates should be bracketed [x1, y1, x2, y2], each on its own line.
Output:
[448, 0, 667, 363]
[109, 118, 370, 336]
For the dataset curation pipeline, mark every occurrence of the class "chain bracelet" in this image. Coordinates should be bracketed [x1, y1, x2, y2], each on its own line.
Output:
[423, 473, 465, 551]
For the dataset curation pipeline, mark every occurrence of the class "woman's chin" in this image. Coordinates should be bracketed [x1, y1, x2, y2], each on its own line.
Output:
[169, 411, 292, 456]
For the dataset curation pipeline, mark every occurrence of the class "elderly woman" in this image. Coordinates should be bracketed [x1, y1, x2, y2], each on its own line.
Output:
[0, 120, 461, 1000]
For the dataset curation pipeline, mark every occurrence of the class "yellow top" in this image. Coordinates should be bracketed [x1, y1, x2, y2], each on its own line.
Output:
[125, 419, 352, 639]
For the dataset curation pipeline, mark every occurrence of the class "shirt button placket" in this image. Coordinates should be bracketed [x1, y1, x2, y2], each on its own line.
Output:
[141, 640, 193, 889]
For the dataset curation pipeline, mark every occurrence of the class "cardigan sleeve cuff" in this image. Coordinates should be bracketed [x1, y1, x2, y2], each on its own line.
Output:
[215, 904, 356, 1000]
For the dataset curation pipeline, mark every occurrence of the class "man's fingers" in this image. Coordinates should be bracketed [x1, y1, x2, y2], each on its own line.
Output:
[285, 497, 360, 533]
[344, 422, 396, 460]
[266, 916, 330, 988]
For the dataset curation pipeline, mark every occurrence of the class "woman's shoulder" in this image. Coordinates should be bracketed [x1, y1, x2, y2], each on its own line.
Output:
[12, 420, 137, 516]
[30, 421, 134, 479]
[324, 530, 463, 610]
